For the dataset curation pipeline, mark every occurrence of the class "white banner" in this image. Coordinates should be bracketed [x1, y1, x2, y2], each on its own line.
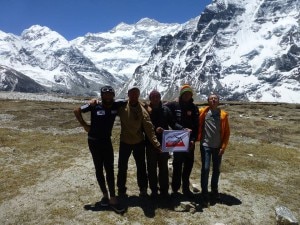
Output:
[162, 130, 190, 152]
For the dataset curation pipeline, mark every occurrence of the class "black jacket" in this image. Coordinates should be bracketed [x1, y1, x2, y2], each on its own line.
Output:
[165, 98, 199, 142]
[146, 102, 182, 144]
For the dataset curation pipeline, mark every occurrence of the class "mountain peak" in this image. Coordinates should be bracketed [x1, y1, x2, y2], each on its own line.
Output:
[112, 22, 132, 32]
[136, 18, 160, 26]
[21, 25, 69, 51]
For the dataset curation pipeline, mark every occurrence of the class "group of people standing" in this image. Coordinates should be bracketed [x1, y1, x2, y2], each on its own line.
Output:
[74, 84, 230, 213]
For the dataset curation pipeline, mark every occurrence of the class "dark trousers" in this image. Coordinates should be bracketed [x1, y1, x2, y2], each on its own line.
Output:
[171, 151, 194, 193]
[200, 145, 222, 193]
[88, 138, 116, 197]
[146, 144, 169, 194]
[117, 141, 148, 194]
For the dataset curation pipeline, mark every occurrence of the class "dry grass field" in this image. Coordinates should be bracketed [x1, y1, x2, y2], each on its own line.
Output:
[0, 96, 299, 225]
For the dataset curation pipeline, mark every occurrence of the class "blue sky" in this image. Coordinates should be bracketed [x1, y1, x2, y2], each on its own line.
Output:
[0, 0, 212, 40]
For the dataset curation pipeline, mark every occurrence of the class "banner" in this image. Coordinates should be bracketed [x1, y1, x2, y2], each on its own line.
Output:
[162, 130, 190, 152]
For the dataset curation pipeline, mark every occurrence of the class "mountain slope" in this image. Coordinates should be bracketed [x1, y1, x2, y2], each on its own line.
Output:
[0, 1, 299, 103]
[0, 65, 47, 92]
[126, 0, 300, 103]
[70, 18, 183, 79]
[0, 19, 188, 96]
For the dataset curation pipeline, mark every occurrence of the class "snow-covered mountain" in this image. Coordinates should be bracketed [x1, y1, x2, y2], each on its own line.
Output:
[0, 0, 299, 103]
[70, 18, 184, 79]
[0, 26, 119, 96]
[124, 0, 300, 103]
[0, 18, 186, 96]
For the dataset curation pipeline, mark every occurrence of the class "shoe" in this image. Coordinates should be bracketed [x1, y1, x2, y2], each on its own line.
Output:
[183, 189, 194, 198]
[100, 197, 109, 207]
[171, 191, 180, 198]
[201, 192, 209, 207]
[160, 193, 170, 200]
[139, 189, 148, 197]
[212, 190, 221, 201]
[110, 203, 125, 213]
[118, 191, 128, 198]
[150, 192, 158, 199]
[160, 191, 169, 197]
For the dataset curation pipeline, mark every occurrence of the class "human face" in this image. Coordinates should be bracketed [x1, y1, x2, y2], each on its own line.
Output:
[101, 92, 114, 105]
[150, 94, 161, 107]
[128, 89, 140, 105]
[181, 91, 193, 102]
[208, 94, 219, 109]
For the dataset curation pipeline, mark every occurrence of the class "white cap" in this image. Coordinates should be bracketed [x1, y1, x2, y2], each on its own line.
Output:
[128, 86, 140, 92]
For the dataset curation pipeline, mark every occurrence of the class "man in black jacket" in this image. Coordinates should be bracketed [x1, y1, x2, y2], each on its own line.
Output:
[145, 90, 182, 198]
[165, 84, 199, 198]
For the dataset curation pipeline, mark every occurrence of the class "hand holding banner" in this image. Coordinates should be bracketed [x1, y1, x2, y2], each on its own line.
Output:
[162, 130, 190, 152]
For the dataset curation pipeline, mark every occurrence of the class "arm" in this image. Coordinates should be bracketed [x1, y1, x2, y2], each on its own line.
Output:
[188, 104, 199, 143]
[165, 102, 184, 130]
[187, 105, 199, 152]
[141, 106, 161, 150]
[220, 112, 230, 155]
[88, 98, 98, 106]
[73, 104, 90, 133]
[165, 106, 183, 130]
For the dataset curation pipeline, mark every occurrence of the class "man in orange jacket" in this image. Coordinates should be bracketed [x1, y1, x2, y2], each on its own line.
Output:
[198, 93, 230, 205]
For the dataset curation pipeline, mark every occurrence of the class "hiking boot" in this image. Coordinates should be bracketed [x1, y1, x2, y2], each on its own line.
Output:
[150, 192, 158, 199]
[201, 192, 209, 207]
[139, 188, 148, 197]
[100, 196, 109, 207]
[110, 203, 125, 214]
[118, 191, 128, 198]
[212, 190, 221, 201]
[171, 191, 180, 198]
[183, 189, 194, 198]
[160, 191, 170, 198]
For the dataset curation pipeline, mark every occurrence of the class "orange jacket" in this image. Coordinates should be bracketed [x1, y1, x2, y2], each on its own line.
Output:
[197, 106, 230, 151]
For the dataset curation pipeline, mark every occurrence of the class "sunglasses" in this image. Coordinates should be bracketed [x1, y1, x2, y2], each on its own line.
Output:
[101, 88, 114, 92]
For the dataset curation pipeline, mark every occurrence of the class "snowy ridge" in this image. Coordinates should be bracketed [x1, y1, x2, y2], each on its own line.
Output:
[125, 0, 300, 103]
[0, 1, 299, 103]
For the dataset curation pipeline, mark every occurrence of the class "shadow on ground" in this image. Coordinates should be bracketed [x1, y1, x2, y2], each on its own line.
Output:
[84, 192, 242, 217]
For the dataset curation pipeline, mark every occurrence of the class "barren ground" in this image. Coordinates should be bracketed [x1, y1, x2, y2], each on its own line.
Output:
[0, 92, 299, 225]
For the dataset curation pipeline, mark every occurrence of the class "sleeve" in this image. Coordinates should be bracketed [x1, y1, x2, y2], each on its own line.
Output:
[80, 103, 91, 113]
[165, 107, 184, 130]
[190, 105, 199, 142]
[221, 112, 230, 150]
[165, 101, 183, 129]
[115, 99, 128, 108]
[141, 107, 161, 148]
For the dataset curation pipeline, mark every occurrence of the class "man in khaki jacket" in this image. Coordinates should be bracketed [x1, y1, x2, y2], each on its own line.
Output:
[117, 86, 161, 197]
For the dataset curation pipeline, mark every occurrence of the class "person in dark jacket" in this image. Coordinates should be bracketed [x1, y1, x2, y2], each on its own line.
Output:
[165, 84, 199, 198]
[145, 90, 182, 198]
[74, 86, 126, 213]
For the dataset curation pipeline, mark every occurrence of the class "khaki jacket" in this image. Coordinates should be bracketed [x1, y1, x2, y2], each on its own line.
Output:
[118, 102, 160, 148]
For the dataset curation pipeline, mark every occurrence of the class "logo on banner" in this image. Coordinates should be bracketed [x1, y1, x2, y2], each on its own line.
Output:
[162, 130, 190, 152]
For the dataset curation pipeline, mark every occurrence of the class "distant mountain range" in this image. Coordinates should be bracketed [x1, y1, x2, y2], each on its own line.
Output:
[0, 0, 299, 103]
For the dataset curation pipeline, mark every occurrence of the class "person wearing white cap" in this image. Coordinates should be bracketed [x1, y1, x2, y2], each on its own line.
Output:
[117, 86, 161, 198]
